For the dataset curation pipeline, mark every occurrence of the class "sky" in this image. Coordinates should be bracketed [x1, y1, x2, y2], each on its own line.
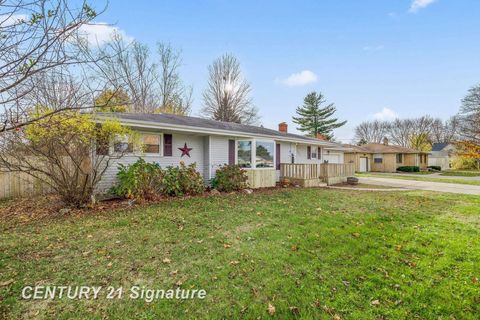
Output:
[86, 0, 479, 142]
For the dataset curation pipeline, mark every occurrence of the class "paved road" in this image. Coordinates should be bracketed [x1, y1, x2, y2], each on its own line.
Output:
[368, 172, 480, 181]
[359, 177, 480, 195]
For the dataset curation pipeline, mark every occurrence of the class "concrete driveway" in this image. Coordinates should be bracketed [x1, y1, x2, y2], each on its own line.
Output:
[359, 177, 480, 195]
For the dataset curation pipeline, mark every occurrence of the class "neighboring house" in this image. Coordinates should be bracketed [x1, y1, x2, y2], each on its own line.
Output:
[343, 138, 429, 173]
[428, 143, 456, 170]
[95, 113, 348, 192]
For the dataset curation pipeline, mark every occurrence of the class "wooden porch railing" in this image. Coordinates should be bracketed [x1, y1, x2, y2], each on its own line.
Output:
[280, 163, 355, 180]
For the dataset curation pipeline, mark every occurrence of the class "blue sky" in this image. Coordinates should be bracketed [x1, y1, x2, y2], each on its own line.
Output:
[93, 0, 479, 141]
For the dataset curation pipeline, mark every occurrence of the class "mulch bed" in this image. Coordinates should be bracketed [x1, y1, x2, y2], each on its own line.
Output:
[0, 186, 288, 229]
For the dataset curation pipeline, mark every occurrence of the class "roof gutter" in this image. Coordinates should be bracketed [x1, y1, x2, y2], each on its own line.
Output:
[95, 115, 340, 147]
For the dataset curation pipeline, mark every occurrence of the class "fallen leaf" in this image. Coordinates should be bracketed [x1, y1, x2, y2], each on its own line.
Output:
[230, 260, 240, 266]
[395, 245, 402, 251]
[107, 262, 112, 268]
[291, 245, 298, 251]
[371, 299, 380, 306]
[87, 234, 93, 238]
[289, 306, 299, 314]
[352, 233, 360, 238]
[169, 270, 178, 276]
[223, 244, 232, 249]
[267, 303, 276, 315]
[163, 258, 171, 264]
[1, 279, 14, 287]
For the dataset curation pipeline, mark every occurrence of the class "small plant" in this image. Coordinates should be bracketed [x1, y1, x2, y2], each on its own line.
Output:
[211, 165, 248, 192]
[397, 166, 420, 172]
[163, 162, 205, 196]
[110, 158, 163, 200]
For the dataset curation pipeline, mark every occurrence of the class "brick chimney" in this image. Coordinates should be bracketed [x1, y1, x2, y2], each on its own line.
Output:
[278, 122, 288, 133]
[316, 133, 328, 141]
[383, 137, 389, 146]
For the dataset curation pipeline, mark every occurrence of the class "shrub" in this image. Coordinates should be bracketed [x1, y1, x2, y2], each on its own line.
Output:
[427, 166, 442, 171]
[452, 156, 479, 170]
[211, 165, 248, 192]
[163, 162, 205, 196]
[397, 166, 420, 172]
[111, 159, 205, 199]
[111, 158, 163, 200]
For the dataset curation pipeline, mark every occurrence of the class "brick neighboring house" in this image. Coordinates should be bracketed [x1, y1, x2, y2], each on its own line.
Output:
[343, 138, 429, 173]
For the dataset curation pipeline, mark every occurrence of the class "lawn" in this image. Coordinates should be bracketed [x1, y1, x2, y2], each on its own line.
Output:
[440, 170, 480, 177]
[1, 189, 479, 319]
[357, 172, 480, 186]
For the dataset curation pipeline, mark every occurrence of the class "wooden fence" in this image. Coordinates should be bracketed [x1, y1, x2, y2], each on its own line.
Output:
[280, 163, 355, 186]
[0, 157, 92, 200]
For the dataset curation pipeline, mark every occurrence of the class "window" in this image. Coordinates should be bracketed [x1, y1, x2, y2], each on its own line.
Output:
[396, 153, 403, 163]
[143, 134, 161, 154]
[317, 147, 322, 160]
[374, 153, 383, 164]
[311, 148, 317, 159]
[307, 146, 311, 159]
[237, 141, 252, 168]
[256, 141, 274, 168]
[163, 134, 172, 156]
[113, 135, 133, 153]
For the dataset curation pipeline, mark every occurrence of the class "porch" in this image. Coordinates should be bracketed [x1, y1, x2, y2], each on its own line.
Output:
[280, 163, 356, 187]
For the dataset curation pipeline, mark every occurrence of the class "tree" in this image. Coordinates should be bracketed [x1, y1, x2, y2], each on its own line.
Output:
[157, 43, 192, 115]
[94, 89, 130, 112]
[354, 120, 389, 144]
[0, 0, 108, 132]
[410, 133, 432, 152]
[0, 110, 135, 207]
[292, 91, 346, 139]
[456, 84, 480, 168]
[202, 53, 258, 124]
[98, 35, 159, 113]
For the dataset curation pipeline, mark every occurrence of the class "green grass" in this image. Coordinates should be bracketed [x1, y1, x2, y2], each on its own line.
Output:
[440, 170, 480, 177]
[1, 189, 480, 319]
[357, 172, 480, 186]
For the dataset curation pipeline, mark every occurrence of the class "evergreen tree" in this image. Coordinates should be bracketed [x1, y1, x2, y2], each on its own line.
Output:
[292, 91, 346, 139]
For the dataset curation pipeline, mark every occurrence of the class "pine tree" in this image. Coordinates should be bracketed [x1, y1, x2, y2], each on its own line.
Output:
[292, 92, 347, 139]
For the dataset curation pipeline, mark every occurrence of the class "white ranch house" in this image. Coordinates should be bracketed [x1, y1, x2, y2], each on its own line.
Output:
[95, 113, 352, 192]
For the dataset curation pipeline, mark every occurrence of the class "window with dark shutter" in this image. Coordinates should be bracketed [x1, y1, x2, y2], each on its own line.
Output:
[163, 134, 172, 156]
[307, 146, 311, 159]
[228, 140, 235, 165]
[276, 144, 280, 170]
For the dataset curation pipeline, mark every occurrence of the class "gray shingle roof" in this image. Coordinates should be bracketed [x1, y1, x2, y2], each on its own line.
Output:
[431, 143, 449, 152]
[96, 112, 339, 146]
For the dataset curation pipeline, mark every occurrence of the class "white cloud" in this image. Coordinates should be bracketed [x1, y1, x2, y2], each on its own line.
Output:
[278, 70, 318, 87]
[409, 0, 437, 13]
[373, 107, 399, 120]
[78, 23, 133, 46]
[0, 14, 28, 27]
[363, 45, 385, 52]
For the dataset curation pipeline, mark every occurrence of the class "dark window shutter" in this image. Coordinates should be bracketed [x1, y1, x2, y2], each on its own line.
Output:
[163, 134, 172, 156]
[307, 146, 311, 159]
[228, 140, 235, 165]
[318, 147, 321, 160]
[276, 144, 281, 170]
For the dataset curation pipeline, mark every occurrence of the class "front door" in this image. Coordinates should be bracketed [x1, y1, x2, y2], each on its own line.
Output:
[359, 157, 368, 172]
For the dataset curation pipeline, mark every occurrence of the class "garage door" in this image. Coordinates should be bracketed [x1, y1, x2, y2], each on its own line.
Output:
[326, 154, 341, 163]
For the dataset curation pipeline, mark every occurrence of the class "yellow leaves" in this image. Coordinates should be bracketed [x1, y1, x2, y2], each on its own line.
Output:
[162, 258, 171, 264]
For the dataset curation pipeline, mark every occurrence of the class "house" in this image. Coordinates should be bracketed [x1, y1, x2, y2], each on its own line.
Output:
[428, 143, 456, 170]
[343, 138, 429, 173]
[95, 113, 351, 192]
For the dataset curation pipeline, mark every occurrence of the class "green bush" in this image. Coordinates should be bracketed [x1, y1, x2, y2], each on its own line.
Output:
[211, 165, 248, 192]
[111, 159, 205, 199]
[110, 158, 163, 200]
[427, 166, 442, 171]
[163, 162, 205, 196]
[397, 166, 420, 172]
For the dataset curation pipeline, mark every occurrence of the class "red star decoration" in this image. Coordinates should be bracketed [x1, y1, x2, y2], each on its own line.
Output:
[178, 143, 192, 157]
